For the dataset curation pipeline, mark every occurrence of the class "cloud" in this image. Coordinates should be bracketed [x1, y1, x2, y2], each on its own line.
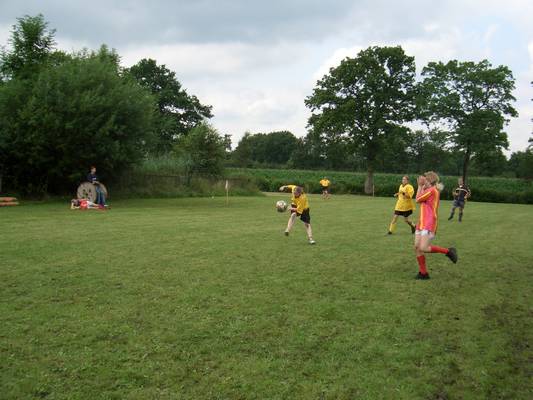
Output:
[0, 0, 531, 152]
[0, 23, 12, 46]
[312, 46, 363, 82]
[0, 0, 357, 47]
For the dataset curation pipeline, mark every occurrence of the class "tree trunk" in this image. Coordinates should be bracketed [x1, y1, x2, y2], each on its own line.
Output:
[364, 167, 374, 195]
[462, 148, 471, 184]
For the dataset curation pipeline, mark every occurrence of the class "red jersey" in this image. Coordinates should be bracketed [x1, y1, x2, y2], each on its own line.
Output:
[79, 199, 88, 210]
[416, 186, 439, 233]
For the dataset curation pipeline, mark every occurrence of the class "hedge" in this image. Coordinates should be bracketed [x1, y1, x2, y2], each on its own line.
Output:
[227, 168, 533, 204]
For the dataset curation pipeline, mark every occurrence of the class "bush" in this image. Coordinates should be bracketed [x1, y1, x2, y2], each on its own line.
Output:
[110, 158, 260, 199]
[0, 48, 156, 196]
[227, 168, 533, 204]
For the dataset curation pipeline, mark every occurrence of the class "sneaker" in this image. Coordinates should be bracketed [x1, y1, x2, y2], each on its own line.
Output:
[446, 247, 458, 264]
[309, 239, 316, 245]
[415, 272, 430, 280]
[410, 225, 416, 234]
[284, 231, 289, 236]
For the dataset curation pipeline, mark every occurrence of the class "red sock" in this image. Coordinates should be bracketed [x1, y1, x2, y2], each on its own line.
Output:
[417, 255, 427, 275]
[429, 245, 449, 254]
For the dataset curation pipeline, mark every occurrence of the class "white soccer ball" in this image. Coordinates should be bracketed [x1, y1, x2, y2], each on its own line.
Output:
[276, 200, 288, 212]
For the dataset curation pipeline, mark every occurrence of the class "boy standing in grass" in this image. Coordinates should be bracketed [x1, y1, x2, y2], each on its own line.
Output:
[388, 175, 416, 235]
[414, 171, 458, 280]
[87, 166, 106, 207]
[279, 185, 316, 245]
[448, 177, 471, 222]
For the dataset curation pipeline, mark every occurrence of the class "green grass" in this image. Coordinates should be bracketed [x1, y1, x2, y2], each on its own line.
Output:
[1, 195, 532, 399]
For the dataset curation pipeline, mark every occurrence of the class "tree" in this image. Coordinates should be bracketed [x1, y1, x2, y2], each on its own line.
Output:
[232, 132, 254, 167]
[300, 127, 356, 170]
[419, 60, 517, 182]
[0, 14, 56, 80]
[127, 59, 213, 154]
[174, 123, 226, 177]
[0, 46, 156, 194]
[469, 148, 508, 177]
[508, 150, 533, 180]
[305, 46, 417, 193]
[406, 130, 461, 176]
[232, 131, 298, 166]
[261, 131, 298, 165]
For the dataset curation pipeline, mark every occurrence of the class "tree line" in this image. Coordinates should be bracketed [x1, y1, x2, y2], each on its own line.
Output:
[0, 15, 531, 196]
[0, 15, 225, 195]
[231, 128, 533, 181]
[232, 47, 532, 192]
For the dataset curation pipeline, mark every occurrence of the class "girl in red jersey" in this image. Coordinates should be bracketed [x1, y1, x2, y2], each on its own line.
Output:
[414, 171, 458, 280]
[70, 199, 103, 210]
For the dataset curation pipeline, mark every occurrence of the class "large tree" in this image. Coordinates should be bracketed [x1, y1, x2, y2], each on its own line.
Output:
[233, 130, 298, 166]
[305, 46, 417, 193]
[0, 15, 156, 194]
[419, 59, 517, 182]
[0, 14, 56, 80]
[127, 59, 213, 154]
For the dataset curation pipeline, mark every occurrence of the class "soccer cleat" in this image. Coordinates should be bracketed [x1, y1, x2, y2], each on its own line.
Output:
[387, 231, 392, 235]
[309, 239, 316, 245]
[415, 272, 430, 280]
[446, 247, 458, 263]
[284, 231, 289, 236]
[448, 215, 454, 220]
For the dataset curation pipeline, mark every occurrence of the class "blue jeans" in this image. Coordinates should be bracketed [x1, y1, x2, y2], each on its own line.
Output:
[95, 186, 106, 206]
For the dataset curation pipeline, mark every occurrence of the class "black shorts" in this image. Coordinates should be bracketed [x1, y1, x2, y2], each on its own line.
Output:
[394, 210, 413, 217]
[321, 186, 329, 192]
[291, 205, 311, 224]
[453, 200, 465, 208]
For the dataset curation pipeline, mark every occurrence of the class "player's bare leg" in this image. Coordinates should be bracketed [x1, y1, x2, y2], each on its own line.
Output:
[388, 214, 399, 234]
[285, 212, 297, 236]
[404, 217, 416, 234]
[304, 223, 315, 244]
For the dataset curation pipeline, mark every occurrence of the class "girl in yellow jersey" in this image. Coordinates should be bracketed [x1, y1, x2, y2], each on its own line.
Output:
[279, 185, 316, 244]
[388, 176, 416, 235]
[319, 177, 331, 199]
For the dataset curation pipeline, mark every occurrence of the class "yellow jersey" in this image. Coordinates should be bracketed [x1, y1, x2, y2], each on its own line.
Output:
[319, 179, 330, 187]
[286, 185, 310, 214]
[394, 183, 415, 212]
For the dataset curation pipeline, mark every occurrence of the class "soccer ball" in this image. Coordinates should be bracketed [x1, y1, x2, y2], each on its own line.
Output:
[276, 200, 288, 212]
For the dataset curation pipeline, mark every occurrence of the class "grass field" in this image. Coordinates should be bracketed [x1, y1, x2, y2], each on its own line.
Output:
[1, 195, 532, 399]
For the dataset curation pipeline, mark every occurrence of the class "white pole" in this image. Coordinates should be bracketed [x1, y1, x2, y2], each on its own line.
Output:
[225, 180, 229, 206]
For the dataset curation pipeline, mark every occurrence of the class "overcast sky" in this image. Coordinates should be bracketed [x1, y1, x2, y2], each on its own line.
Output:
[1, 0, 532, 152]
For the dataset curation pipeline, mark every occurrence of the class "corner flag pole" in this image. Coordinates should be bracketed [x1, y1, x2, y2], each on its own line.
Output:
[225, 179, 229, 206]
